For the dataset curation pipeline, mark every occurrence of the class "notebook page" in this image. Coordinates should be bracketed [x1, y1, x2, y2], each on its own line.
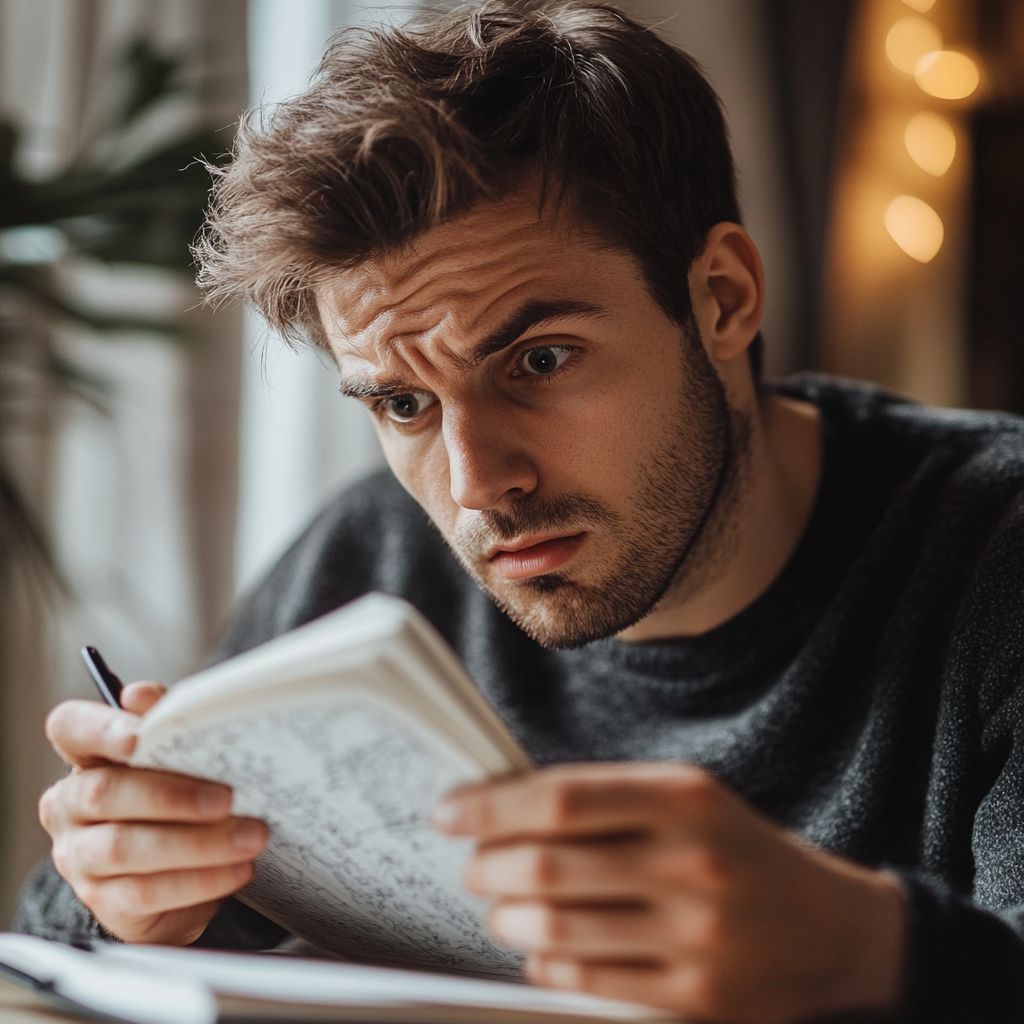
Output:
[132, 680, 524, 978]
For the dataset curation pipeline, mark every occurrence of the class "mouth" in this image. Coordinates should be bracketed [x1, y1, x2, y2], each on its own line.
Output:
[486, 532, 587, 580]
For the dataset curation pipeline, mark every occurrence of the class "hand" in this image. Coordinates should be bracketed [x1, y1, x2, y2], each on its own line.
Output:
[39, 682, 268, 945]
[435, 763, 906, 1024]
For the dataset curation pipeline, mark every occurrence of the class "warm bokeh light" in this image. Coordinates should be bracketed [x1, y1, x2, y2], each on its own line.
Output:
[884, 195, 944, 262]
[915, 50, 981, 99]
[901, 0, 937, 10]
[905, 112, 957, 175]
[885, 17, 942, 75]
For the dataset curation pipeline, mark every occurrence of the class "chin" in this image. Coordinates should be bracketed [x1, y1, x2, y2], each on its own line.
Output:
[485, 572, 660, 650]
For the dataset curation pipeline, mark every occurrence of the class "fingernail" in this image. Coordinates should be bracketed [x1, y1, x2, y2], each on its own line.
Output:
[543, 961, 580, 988]
[102, 716, 137, 753]
[198, 784, 230, 816]
[432, 798, 464, 831]
[492, 904, 542, 943]
[233, 819, 267, 852]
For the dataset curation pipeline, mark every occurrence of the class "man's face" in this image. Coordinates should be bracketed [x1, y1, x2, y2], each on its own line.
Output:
[319, 192, 734, 649]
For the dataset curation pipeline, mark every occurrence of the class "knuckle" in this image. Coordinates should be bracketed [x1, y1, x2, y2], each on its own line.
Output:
[50, 837, 74, 880]
[74, 879, 103, 915]
[77, 768, 117, 819]
[538, 907, 566, 944]
[687, 904, 728, 950]
[674, 966, 725, 1017]
[111, 873, 154, 912]
[690, 845, 732, 890]
[103, 823, 133, 870]
[38, 785, 61, 833]
[543, 780, 579, 830]
[524, 846, 562, 890]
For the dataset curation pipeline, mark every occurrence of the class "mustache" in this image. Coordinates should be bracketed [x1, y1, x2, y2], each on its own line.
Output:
[456, 494, 618, 548]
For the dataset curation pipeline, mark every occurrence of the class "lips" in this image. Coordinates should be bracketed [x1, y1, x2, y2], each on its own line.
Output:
[487, 533, 586, 580]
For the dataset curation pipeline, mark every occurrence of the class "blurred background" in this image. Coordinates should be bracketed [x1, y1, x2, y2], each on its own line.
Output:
[0, 0, 1020, 921]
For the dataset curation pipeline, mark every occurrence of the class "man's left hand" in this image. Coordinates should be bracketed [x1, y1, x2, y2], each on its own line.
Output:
[434, 763, 905, 1024]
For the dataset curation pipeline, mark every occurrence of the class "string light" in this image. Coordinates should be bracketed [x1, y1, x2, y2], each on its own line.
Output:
[885, 195, 944, 262]
[886, 17, 942, 75]
[905, 112, 957, 175]
[915, 50, 981, 100]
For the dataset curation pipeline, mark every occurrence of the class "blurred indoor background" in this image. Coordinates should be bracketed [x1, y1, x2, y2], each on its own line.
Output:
[0, 0, 1020, 921]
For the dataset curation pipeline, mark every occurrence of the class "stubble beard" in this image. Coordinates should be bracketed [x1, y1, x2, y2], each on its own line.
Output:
[445, 326, 749, 649]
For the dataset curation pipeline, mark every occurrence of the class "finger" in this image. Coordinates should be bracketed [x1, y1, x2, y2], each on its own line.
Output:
[45, 700, 139, 767]
[467, 840, 651, 899]
[527, 957, 707, 1015]
[468, 838, 733, 900]
[492, 897, 721, 959]
[80, 862, 255, 923]
[436, 763, 721, 841]
[120, 682, 166, 715]
[53, 766, 232, 826]
[491, 903, 668, 957]
[66, 818, 268, 879]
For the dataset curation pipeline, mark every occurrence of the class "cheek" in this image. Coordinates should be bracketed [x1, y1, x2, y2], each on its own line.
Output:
[549, 394, 655, 484]
[380, 433, 459, 530]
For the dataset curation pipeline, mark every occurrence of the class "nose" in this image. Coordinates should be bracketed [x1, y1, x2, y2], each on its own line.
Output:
[443, 403, 538, 511]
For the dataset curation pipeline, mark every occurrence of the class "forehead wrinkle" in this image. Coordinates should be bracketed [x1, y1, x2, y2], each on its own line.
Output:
[367, 216, 556, 313]
[324, 194, 605, 380]
[348, 258, 554, 369]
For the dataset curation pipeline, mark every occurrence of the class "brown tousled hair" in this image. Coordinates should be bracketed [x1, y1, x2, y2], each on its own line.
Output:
[195, 0, 761, 378]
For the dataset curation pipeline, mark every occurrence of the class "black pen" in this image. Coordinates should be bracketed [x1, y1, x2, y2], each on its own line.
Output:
[81, 646, 124, 709]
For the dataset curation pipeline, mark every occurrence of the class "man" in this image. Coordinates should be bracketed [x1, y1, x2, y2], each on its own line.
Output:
[19, 2, 1024, 1021]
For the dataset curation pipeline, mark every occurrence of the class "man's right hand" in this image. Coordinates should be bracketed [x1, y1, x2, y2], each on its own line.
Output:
[39, 681, 268, 945]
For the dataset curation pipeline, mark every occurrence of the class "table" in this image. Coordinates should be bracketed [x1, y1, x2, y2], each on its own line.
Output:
[0, 977, 87, 1023]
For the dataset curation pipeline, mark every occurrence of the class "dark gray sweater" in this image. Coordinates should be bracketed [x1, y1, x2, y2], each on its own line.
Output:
[18, 374, 1024, 1022]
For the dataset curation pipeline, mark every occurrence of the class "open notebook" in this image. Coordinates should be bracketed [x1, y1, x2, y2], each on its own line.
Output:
[128, 593, 532, 977]
[0, 936, 677, 1024]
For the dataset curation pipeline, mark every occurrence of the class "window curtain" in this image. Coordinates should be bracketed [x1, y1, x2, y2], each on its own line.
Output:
[0, 0, 247, 921]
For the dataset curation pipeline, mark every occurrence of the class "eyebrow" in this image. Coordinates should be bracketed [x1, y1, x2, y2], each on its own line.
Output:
[338, 298, 606, 400]
[339, 377, 410, 400]
[467, 298, 606, 365]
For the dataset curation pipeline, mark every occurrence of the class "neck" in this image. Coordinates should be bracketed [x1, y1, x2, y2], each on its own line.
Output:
[617, 388, 823, 642]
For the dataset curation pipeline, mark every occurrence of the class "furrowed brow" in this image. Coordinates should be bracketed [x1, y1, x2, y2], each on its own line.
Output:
[338, 300, 606, 397]
[469, 300, 606, 365]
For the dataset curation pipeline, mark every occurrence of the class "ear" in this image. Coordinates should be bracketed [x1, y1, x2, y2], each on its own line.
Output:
[687, 223, 765, 364]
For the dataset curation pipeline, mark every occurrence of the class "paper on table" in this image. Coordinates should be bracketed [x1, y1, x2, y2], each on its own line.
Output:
[95, 944, 674, 1021]
[0, 935, 216, 1024]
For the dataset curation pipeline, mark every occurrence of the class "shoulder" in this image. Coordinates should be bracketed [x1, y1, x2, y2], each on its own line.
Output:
[779, 373, 1024, 633]
[782, 376, 1024, 708]
[777, 372, 1024, 493]
[216, 469, 473, 658]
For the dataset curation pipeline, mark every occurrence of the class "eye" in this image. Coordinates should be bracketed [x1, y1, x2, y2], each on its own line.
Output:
[380, 391, 436, 423]
[518, 345, 573, 376]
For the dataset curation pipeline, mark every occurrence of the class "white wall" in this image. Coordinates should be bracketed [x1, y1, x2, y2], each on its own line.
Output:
[620, 0, 799, 378]
[0, 0, 247, 918]
[235, 0, 388, 596]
